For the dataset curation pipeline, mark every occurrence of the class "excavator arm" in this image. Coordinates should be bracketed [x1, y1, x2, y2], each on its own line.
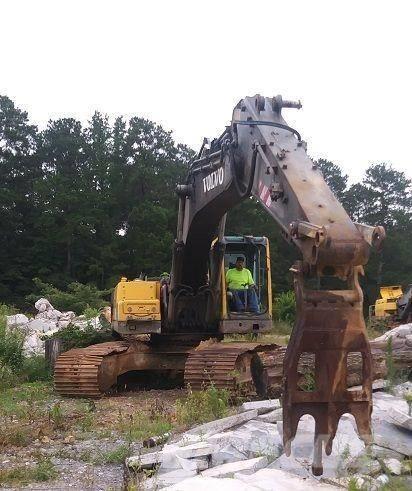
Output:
[168, 94, 385, 474]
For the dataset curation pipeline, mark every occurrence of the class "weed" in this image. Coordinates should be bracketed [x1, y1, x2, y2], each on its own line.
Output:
[176, 384, 230, 426]
[118, 409, 172, 442]
[21, 355, 51, 382]
[273, 291, 296, 325]
[298, 371, 316, 392]
[77, 412, 94, 432]
[0, 458, 58, 485]
[404, 392, 412, 416]
[49, 402, 64, 429]
[0, 426, 32, 447]
[96, 444, 131, 464]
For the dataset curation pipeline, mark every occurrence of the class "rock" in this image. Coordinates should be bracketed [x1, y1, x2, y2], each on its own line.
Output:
[406, 335, 412, 347]
[207, 420, 282, 460]
[369, 444, 405, 460]
[392, 381, 412, 398]
[41, 436, 50, 444]
[177, 455, 209, 472]
[6, 313, 29, 327]
[127, 450, 163, 469]
[235, 468, 339, 489]
[185, 410, 258, 438]
[201, 456, 268, 478]
[372, 419, 412, 456]
[375, 473, 390, 486]
[268, 453, 312, 478]
[278, 414, 365, 478]
[63, 435, 75, 444]
[388, 407, 412, 431]
[154, 468, 197, 487]
[383, 458, 402, 475]
[256, 408, 283, 423]
[165, 476, 252, 491]
[348, 455, 381, 476]
[175, 442, 218, 459]
[210, 445, 248, 466]
[240, 399, 280, 414]
[373, 391, 409, 414]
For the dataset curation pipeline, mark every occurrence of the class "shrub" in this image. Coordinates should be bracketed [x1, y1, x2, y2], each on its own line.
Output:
[45, 322, 113, 351]
[176, 384, 230, 426]
[27, 278, 111, 314]
[20, 356, 51, 382]
[273, 291, 296, 325]
[0, 304, 25, 379]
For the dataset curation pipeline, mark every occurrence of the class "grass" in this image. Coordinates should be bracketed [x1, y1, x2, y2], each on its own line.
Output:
[96, 444, 132, 464]
[0, 458, 58, 486]
[117, 408, 172, 442]
[175, 384, 230, 426]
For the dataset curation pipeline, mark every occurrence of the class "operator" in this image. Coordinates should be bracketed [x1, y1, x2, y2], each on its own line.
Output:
[225, 257, 259, 313]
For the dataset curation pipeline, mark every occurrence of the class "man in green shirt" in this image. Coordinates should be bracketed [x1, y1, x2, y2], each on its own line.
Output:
[226, 257, 259, 312]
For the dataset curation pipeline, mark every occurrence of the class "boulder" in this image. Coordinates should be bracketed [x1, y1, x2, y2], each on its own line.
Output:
[392, 381, 412, 398]
[268, 453, 312, 478]
[207, 421, 282, 460]
[185, 410, 258, 438]
[372, 419, 412, 456]
[240, 399, 280, 414]
[6, 313, 29, 327]
[278, 415, 365, 478]
[235, 468, 339, 489]
[255, 408, 283, 424]
[388, 407, 412, 431]
[369, 444, 405, 460]
[175, 442, 218, 459]
[373, 391, 409, 414]
[165, 476, 252, 491]
[210, 444, 248, 466]
[383, 458, 402, 475]
[201, 456, 268, 478]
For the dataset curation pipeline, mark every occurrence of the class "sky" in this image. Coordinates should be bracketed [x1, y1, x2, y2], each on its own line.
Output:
[1, 0, 412, 183]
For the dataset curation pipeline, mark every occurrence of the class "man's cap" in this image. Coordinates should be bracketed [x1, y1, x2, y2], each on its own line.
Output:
[236, 256, 245, 262]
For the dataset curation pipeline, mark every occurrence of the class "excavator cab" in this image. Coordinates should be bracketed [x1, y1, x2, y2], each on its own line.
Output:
[219, 236, 273, 334]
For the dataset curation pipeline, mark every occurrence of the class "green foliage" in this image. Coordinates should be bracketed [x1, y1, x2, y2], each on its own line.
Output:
[45, 322, 112, 351]
[0, 458, 58, 486]
[176, 385, 230, 426]
[0, 304, 25, 386]
[27, 278, 110, 314]
[117, 408, 172, 442]
[274, 291, 296, 325]
[96, 444, 132, 464]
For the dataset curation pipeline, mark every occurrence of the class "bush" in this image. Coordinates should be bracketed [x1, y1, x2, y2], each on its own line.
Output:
[176, 385, 230, 426]
[45, 323, 113, 351]
[26, 278, 111, 314]
[273, 291, 296, 325]
[0, 304, 25, 373]
[20, 356, 51, 382]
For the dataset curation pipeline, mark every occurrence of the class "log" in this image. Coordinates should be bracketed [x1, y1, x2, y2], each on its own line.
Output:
[256, 341, 412, 398]
[45, 337, 63, 369]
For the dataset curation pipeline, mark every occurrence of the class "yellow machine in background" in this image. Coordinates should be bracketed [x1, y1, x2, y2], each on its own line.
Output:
[374, 285, 403, 317]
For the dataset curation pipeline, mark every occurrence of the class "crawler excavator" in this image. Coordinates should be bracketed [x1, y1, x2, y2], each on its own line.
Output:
[54, 94, 385, 474]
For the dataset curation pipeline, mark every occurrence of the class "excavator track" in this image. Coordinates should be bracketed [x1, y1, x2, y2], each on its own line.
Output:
[184, 342, 274, 393]
[54, 341, 129, 397]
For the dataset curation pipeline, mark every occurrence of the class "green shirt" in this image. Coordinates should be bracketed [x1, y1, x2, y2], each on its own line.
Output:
[226, 267, 254, 290]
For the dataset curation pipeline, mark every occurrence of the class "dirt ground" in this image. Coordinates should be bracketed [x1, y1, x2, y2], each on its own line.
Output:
[0, 385, 186, 490]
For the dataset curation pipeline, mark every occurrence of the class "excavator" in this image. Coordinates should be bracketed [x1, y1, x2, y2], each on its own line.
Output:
[54, 94, 385, 474]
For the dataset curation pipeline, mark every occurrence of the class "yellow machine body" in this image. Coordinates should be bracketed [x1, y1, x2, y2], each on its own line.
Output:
[374, 285, 403, 317]
[111, 277, 162, 334]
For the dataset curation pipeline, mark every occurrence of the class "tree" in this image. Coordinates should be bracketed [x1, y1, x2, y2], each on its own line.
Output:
[316, 158, 348, 200]
[0, 96, 40, 302]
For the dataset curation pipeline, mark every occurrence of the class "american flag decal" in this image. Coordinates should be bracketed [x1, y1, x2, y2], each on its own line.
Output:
[259, 181, 272, 208]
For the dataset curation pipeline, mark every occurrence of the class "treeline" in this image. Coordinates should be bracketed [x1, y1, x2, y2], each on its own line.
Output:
[1, 95, 411, 308]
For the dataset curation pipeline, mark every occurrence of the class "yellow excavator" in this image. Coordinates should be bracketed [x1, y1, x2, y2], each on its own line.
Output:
[373, 284, 412, 323]
[54, 94, 385, 474]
